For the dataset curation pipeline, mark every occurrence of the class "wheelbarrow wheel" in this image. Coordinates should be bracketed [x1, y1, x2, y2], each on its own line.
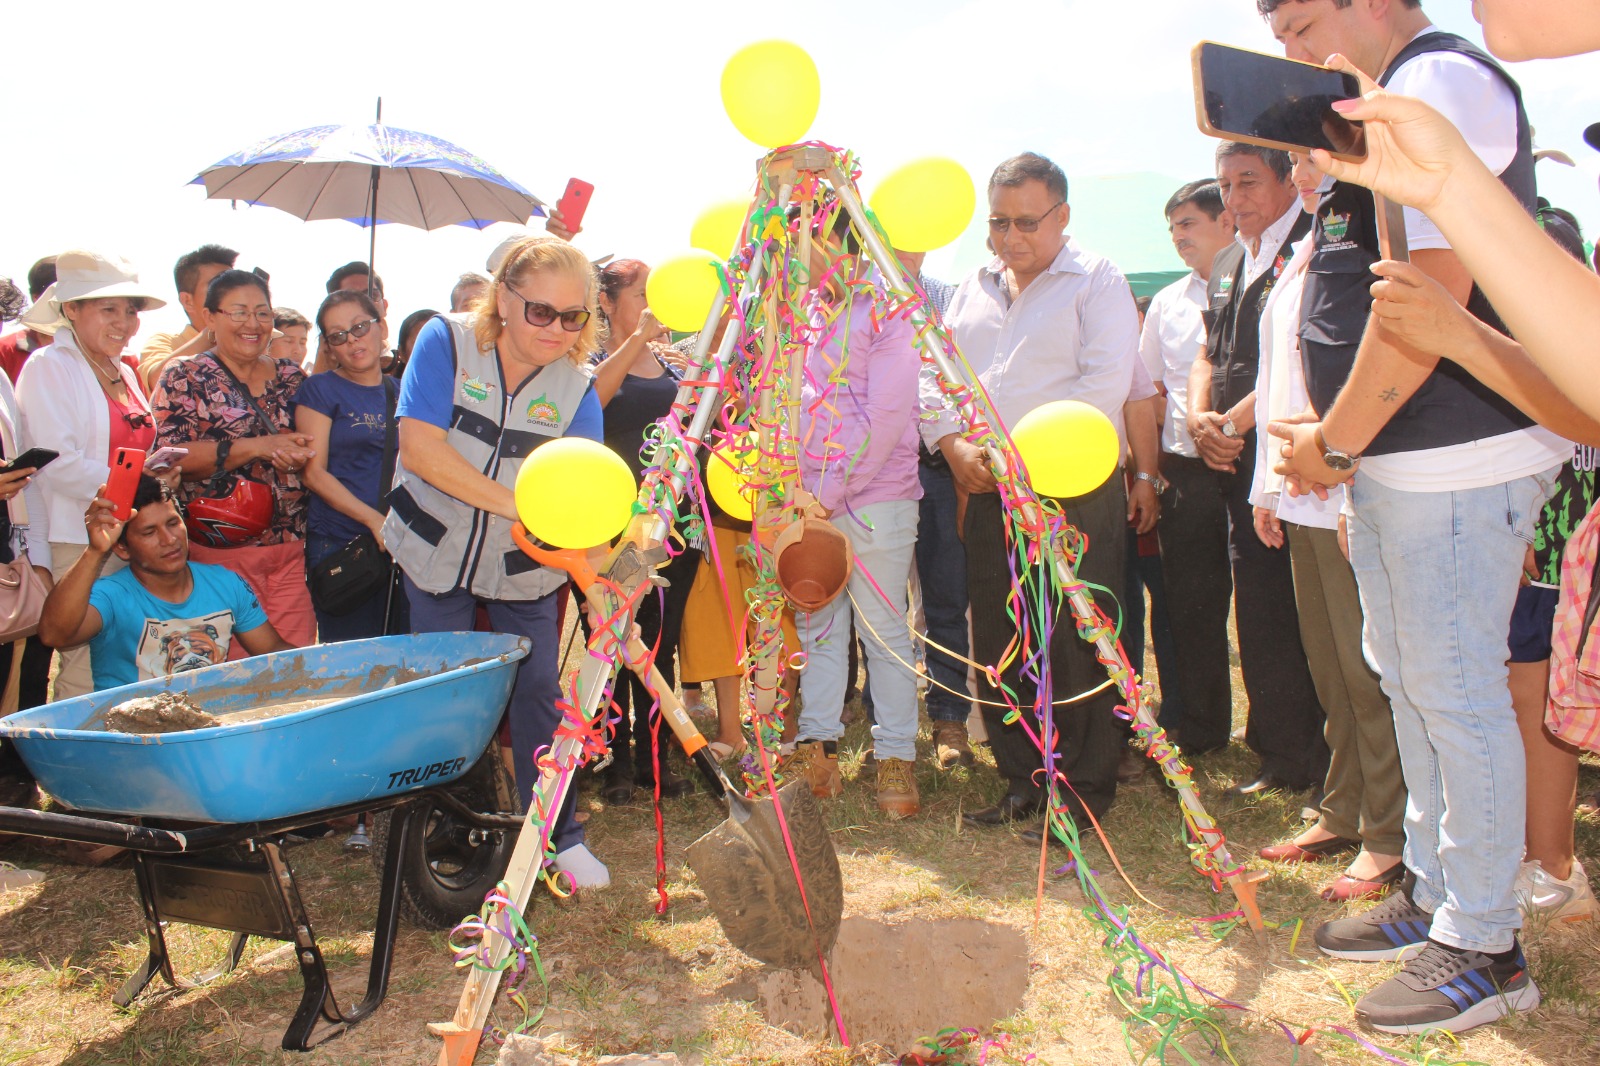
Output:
[369, 743, 520, 930]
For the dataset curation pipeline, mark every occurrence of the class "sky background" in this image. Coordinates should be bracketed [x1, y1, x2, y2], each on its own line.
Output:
[6, 0, 1598, 348]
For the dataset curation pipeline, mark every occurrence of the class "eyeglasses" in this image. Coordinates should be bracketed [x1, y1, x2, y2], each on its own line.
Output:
[987, 201, 1064, 234]
[325, 318, 378, 347]
[504, 284, 591, 332]
[214, 308, 277, 325]
[124, 412, 151, 430]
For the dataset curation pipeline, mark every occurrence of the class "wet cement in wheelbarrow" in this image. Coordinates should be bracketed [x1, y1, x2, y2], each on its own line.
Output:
[753, 916, 1029, 1052]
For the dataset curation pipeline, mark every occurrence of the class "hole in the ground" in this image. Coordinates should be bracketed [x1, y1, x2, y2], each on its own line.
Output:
[755, 916, 1029, 1052]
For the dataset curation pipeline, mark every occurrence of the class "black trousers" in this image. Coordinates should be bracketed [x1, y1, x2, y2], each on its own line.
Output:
[607, 544, 701, 779]
[1158, 440, 1328, 783]
[0, 636, 52, 791]
[966, 476, 1127, 820]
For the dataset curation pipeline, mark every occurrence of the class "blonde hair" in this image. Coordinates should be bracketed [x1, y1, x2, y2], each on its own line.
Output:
[472, 236, 600, 366]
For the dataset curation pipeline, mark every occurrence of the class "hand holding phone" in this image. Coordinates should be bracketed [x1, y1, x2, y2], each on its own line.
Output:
[105, 447, 144, 521]
[145, 446, 189, 473]
[552, 178, 595, 235]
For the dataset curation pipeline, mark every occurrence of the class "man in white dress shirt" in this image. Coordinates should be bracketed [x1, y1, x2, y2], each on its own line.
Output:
[924, 152, 1140, 830]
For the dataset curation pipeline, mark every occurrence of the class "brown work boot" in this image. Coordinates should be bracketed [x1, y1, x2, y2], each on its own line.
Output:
[932, 720, 974, 770]
[876, 758, 921, 818]
[780, 740, 843, 799]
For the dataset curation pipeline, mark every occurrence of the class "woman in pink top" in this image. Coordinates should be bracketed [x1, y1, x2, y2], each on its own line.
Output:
[781, 205, 926, 819]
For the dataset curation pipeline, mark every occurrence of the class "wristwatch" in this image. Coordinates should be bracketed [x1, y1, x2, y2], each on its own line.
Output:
[1135, 471, 1168, 495]
[1220, 416, 1240, 439]
[1315, 427, 1360, 472]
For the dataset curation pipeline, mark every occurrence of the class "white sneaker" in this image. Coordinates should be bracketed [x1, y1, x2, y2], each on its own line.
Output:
[0, 861, 45, 893]
[551, 843, 610, 889]
[1515, 858, 1598, 928]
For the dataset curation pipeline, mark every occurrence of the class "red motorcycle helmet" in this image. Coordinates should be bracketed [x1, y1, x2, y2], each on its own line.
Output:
[184, 477, 273, 547]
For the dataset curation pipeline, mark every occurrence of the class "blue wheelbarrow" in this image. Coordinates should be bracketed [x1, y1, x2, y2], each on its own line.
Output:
[0, 632, 530, 1051]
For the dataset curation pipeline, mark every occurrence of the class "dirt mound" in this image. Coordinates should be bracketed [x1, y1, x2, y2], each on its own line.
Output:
[756, 916, 1029, 1053]
[104, 691, 219, 733]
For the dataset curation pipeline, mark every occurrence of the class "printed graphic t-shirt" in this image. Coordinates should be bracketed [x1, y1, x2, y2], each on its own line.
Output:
[1532, 445, 1600, 588]
[88, 562, 269, 691]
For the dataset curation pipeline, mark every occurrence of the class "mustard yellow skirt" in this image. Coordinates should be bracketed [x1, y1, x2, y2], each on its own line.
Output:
[679, 525, 798, 684]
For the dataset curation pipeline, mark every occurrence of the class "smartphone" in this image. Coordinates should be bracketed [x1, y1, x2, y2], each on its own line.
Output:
[4, 447, 58, 472]
[105, 447, 144, 521]
[1192, 42, 1367, 162]
[145, 446, 189, 473]
[554, 178, 595, 233]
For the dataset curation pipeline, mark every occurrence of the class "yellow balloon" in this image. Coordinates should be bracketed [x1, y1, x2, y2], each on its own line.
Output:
[869, 157, 977, 253]
[646, 249, 722, 332]
[690, 199, 751, 258]
[515, 438, 636, 548]
[720, 40, 820, 148]
[707, 434, 758, 521]
[1011, 400, 1120, 499]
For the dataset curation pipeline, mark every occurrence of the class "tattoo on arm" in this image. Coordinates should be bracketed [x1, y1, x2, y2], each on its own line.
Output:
[1379, 387, 1400, 403]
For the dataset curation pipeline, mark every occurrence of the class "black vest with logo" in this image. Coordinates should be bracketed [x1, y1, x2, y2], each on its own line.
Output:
[1298, 31, 1536, 455]
[1204, 209, 1313, 414]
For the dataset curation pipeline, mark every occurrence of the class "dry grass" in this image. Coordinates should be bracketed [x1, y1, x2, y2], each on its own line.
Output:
[2, 630, 1598, 1065]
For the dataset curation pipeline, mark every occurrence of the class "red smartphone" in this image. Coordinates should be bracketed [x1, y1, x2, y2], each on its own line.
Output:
[106, 447, 144, 522]
[554, 178, 595, 233]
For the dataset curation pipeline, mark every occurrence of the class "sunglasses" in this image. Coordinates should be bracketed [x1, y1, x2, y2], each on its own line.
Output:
[124, 411, 152, 430]
[987, 201, 1064, 234]
[325, 318, 378, 347]
[504, 284, 591, 332]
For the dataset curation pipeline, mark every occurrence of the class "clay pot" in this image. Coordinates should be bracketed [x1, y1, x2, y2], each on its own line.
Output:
[774, 517, 852, 612]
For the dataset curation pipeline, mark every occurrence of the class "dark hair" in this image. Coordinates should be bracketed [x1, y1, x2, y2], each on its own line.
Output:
[782, 201, 862, 255]
[398, 308, 440, 355]
[1215, 141, 1293, 183]
[204, 269, 271, 312]
[597, 259, 648, 309]
[988, 152, 1068, 204]
[173, 244, 239, 297]
[1536, 203, 1587, 264]
[1134, 295, 1153, 316]
[315, 290, 383, 336]
[273, 307, 310, 331]
[1256, 0, 1419, 13]
[450, 272, 490, 310]
[1165, 179, 1226, 221]
[325, 261, 384, 297]
[0, 278, 24, 323]
[121, 475, 177, 543]
[27, 257, 56, 301]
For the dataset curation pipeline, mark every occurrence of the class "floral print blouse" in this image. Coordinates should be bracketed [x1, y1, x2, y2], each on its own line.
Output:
[152, 352, 308, 544]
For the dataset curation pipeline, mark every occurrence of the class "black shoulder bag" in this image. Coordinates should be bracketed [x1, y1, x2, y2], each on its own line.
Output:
[307, 379, 399, 617]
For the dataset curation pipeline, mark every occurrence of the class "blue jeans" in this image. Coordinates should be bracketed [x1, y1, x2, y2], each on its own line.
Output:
[402, 576, 581, 852]
[798, 500, 921, 761]
[1348, 467, 1557, 953]
[307, 532, 408, 644]
[916, 463, 971, 723]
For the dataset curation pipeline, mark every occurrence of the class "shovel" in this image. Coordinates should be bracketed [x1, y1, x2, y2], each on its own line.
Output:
[513, 528, 843, 969]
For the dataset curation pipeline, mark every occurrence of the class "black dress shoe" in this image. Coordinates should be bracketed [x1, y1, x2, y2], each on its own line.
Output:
[637, 763, 694, 799]
[1018, 824, 1061, 847]
[1228, 772, 1312, 797]
[601, 765, 635, 804]
[962, 793, 1044, 827]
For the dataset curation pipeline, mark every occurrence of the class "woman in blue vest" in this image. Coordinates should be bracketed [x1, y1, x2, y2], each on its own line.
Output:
[384, 236, 609, 888]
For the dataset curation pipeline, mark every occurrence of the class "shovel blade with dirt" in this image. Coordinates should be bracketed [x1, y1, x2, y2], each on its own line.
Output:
[687, 779, 843, 970]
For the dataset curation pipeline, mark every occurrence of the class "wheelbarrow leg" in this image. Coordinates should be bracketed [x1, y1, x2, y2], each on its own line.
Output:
[115, 853, 180, 1008]
[265, 801, 413, 1051]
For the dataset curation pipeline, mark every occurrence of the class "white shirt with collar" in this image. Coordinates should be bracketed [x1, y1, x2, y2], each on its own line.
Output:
[922, 237, 1139, 454]
[1138, 271, 1207, 459]
[1237, 198, 1302, 290]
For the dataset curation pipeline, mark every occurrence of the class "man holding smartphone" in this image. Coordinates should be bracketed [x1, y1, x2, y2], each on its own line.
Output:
[1259, 0, 1568, 1035]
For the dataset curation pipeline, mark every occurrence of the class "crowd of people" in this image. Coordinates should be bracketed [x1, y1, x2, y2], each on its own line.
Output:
[1, 0, 1598, 1043]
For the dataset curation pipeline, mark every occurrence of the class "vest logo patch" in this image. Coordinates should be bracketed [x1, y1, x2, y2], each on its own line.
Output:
[1322, 210, 1350, 242]
[461, 374, 495, 404]
[1218, 276, 1233, 293]
[526, 394, 561, 429]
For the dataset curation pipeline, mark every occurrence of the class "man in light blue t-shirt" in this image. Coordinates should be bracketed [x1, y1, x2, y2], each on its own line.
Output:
[39, 476, 290, 692]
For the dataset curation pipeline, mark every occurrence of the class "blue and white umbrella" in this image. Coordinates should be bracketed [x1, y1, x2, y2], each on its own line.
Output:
[190, 107, 545, 281]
